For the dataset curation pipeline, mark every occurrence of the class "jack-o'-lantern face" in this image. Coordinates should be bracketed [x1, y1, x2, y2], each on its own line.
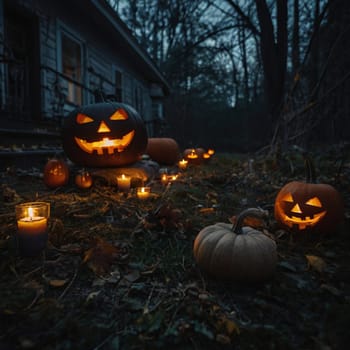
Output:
[277, 193, 326, 230]
[62, 102, 148, 167]
[274, 181, 344, 234]
[74, 109, 134, 155]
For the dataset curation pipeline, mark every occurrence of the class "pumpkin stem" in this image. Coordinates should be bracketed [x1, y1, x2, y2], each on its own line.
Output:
[232, 208, 269, 234]
[292, 145, 316, 183]
[303, 154, 316, 183]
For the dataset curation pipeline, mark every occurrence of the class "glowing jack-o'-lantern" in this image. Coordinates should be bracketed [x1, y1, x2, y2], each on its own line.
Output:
[43, 158, 69, 188]
[274, 181, 343, 234]
[62, 102, 148, 167]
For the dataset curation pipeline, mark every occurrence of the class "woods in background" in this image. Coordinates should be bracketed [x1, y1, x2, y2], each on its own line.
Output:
[109, 0, 350, 153]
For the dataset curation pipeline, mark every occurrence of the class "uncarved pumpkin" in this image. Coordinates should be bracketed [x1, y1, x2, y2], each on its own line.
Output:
[43, 158, 69, 188]
[193, 208, 277, 283]
[146, 138, 180, 165]
[62, 102, 148, 167]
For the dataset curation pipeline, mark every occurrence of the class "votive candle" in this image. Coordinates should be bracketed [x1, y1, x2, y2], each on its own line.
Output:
[178, 159, 188, 170]
[136, 186, 151, 199]
[117, 174, 131, 192]
[15, 202, 50, 256]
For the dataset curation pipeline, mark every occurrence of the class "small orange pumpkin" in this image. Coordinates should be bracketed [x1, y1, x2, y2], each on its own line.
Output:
[75, 170, 93, 189]
[146, 138, 181, 165]
[43, 158, 69, 188]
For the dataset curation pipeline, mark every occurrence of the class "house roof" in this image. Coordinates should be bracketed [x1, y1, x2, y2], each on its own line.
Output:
[86, 0, 170, 96]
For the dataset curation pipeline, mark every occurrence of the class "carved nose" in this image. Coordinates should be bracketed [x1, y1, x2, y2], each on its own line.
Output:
[97, 121, 111, 133]
[291, 203, 302, 214]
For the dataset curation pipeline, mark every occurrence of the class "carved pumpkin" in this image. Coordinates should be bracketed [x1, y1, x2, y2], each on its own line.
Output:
[43, 158, 69, 188]
[274, 181, 343, 234]
[62, 102, 148, 167]
[274, 152, 344, 234]
[193, 208, 277, 283]
[146, 137, 181, 165]
[75, 170, 93, 189]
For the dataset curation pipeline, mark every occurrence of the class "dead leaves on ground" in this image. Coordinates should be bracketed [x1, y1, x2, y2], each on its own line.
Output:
[0, 151, 349, 349]
[82, 237, 129, 275]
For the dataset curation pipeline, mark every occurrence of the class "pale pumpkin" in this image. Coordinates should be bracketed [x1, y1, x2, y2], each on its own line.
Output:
[193, 208, 277, 283]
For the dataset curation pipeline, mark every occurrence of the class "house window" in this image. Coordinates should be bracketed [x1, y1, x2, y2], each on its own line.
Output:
[115, 70, 122, 101]
[60, 32, 83, 105]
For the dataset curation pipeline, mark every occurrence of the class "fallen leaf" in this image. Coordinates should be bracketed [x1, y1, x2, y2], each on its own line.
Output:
[83, 237, 121, 275]
[86, 291, 101, 302]
[306, 255, 326, 273]
[216, 333, 231, 345]
[123, 270, 141, 283]
[320, 284, 342, 296]
[199, 207, 215, 214]
[49, 279, 68, 288]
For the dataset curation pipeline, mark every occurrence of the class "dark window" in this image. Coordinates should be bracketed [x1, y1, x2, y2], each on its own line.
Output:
[61, 33, 82, 105]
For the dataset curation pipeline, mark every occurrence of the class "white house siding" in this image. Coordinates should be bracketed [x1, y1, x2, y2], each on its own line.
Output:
[0, 0, 168, 137]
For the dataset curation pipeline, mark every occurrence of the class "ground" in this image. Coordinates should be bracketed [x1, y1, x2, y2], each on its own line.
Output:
[0, 148, 349, 350]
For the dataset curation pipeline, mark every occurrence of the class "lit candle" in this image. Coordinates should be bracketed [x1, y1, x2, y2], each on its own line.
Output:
[178, 159, 188, 170]
[136, 186, 151, 199]
[15, 202, 50, 256]
[162, 174, 179, 185]
[207, 149, 215, 155]
[169, 174, 178, 181]
[117, 174, 131, 192]
[161, 173, 168, 185]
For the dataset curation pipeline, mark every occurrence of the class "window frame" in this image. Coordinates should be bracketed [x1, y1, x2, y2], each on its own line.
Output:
[57, 23, 85, 106]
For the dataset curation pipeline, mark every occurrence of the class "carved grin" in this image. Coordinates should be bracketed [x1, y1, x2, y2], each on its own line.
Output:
[74, 130, 135, 155]
[281, 210, 327, 230]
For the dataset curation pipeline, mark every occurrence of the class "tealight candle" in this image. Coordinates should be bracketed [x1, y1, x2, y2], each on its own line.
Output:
[15, 202, 50, 256]
[169, 174, 178, 181]
[136, 186, 151, 199]
[161, 173, 168, 185]
[161, 174, 179, 185]
[178, 159, 188, 170]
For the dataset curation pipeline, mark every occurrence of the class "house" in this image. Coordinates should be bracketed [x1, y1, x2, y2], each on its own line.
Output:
[0, 0, 170, 151]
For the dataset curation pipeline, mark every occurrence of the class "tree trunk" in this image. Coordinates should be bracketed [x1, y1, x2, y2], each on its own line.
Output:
[255, 0, 288, 123]
[292, 0, 300, 77]
[239, 21, 250, 104]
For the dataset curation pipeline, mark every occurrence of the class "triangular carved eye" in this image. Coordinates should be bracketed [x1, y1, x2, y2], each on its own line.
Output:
[77, 113, 94, 124]
[282, 193, 294, 203]
[110, 109, 128, 120]
[305, 197, 322, 207]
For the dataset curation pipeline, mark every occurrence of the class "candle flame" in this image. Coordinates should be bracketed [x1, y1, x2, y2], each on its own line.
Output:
[28, 207, 34, 220]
